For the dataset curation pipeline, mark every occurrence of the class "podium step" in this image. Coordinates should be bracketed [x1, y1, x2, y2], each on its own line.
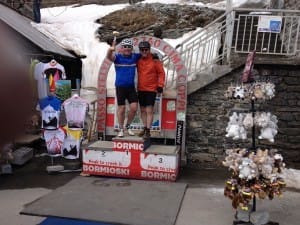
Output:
[82, 140, 180, 181]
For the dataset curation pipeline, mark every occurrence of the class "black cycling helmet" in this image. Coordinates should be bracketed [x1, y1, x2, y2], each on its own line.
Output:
[138, 41, 151, 49]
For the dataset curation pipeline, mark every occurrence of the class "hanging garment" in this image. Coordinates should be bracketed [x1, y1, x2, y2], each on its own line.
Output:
[44, 127, 66, 156]
[62, 95, 89, 129]
[39, 96, 61, 129]
[43, 60, 67, 92]
[62, 126, 82, 159]
[43, 59, 66, 79]
[34, 62, 48, 99]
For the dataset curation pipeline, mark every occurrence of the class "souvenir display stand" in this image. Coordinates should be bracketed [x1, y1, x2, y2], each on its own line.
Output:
[223, 74, 285, 224]
[35, 58, 88, 173]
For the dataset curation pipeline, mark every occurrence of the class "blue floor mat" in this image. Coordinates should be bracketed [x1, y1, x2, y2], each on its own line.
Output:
[40, 217, 113, 225]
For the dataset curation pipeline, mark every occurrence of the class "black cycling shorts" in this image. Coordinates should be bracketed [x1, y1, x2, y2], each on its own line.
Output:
[116, 87, 138, 105]
[138, 91, 157, 107]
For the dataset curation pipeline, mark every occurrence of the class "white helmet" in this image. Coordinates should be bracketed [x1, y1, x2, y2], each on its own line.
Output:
[120, 38, 133, 47]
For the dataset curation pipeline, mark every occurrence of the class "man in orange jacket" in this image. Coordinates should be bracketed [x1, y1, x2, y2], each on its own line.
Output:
[137, 41, 165, 139]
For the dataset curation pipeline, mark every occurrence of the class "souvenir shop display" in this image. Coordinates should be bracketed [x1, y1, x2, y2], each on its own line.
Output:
[34, 58, 87, 173]
[223, 52, 285, 225]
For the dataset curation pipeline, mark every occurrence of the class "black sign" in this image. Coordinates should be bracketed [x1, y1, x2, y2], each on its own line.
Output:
[175, 120, 184, 145]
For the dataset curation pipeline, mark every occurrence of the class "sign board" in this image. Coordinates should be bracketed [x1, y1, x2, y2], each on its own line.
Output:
[82, 141, 179, 181]
[55, 80, 72, 101]
[258, 16, 282, 33]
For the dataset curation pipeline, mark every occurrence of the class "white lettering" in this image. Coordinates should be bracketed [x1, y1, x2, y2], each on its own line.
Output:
[141, 171, 176, 181]
[83, 164, 130, 176]
[114, 141, 143, 151]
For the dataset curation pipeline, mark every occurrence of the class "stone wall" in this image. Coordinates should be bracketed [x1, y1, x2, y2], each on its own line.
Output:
[186, 64, 300, 169]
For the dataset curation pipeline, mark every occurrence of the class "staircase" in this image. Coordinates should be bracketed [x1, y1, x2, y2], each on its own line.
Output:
[163, 8, 300, 95]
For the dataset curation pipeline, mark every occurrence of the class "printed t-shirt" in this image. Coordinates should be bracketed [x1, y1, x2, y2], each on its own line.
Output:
[44, 127, 66, 156]
[62, 95, 89, 129]
[62, 126, 82, 159]
[39, 96, 61, 129]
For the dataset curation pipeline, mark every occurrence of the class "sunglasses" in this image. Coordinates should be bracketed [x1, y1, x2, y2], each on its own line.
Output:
[140, 48, 150, 52]
[123, 45, 132, 49]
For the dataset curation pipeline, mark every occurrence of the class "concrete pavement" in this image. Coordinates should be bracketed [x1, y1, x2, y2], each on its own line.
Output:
[1, 163, 300, 225]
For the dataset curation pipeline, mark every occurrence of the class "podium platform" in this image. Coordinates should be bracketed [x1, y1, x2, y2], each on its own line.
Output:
[82, 137, 180, 181]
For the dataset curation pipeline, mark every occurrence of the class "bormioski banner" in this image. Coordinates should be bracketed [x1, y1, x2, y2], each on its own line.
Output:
[97, 36, 187, 157]
[82, 142, 179, 181]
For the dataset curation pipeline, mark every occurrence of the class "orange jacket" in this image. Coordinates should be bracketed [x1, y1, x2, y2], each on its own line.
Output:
[137, 54, 165, 92]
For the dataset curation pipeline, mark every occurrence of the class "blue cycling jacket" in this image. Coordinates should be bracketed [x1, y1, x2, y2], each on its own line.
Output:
[114, 53, 141, 87]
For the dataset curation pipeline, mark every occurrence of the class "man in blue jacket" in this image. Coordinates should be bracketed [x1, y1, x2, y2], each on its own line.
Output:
[107, 38, 141, 137]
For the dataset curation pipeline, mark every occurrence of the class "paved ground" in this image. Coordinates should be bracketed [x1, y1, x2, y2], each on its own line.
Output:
[1, 152, 300, 225]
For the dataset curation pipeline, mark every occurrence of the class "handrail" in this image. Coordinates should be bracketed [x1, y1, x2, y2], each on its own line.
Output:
[163, 8, 300, 91]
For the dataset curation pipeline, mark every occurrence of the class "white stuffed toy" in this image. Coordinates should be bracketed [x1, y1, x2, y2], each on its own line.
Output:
[226, 112, 240, 139]
[258, 113, 278, 142]
[238, 113, 247, 140]
[238, 157, 258, 180]
[243, 113, 254, 129]
[263, 82, 275, 99]
[255, 112, 269, 128]
[226, 112, 248, 140]
[233, 86, 246, 100]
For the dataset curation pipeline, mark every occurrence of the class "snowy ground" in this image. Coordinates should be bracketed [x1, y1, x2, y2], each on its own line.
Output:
[33, 0, 269, 88]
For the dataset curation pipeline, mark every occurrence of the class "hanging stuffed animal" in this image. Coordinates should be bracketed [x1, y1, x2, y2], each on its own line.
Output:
[242, 113, 254, 129]
[238, 157, 258, 180]
[258, 113, 278, 142]
[263, 82, 275, 99]
[225, 85, 235, 99]
[225, 112, 240, 139]
[253, 83, 264, 100]
[223, 148, 247, 172]
[255, 112, 269, 127]
[238, 113, 247, 140]
[233, 86, 246, 100]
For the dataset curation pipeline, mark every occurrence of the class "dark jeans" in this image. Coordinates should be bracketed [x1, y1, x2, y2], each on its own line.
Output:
[33, 0, 41, 23]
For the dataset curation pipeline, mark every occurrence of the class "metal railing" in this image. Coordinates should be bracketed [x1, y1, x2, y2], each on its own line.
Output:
[163, 8, 300, 90]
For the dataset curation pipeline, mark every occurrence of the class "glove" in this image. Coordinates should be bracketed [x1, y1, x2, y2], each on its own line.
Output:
[152, 53, 159, 60]
[157, 87, 163, 94]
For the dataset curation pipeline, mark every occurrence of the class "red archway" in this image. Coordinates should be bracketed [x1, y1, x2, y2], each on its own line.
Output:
[96, 36, 187, 155]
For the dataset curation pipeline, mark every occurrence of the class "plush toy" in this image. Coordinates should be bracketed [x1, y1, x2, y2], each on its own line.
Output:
[225, 85, 235, 99]
[225, 112, 240, 139]
[253, 83, 264, 99]
[238, 157, 258, 180]
[263, 82, 275, 99]
[255, 112, 269, 127]
[258, 112, 278, 142]
[226, 113, 248, 140]
[259, 127, 277, 142]
[233, 86, 246, 100]
[242, 113, 254, 129]
[223, 148, 247, 172]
